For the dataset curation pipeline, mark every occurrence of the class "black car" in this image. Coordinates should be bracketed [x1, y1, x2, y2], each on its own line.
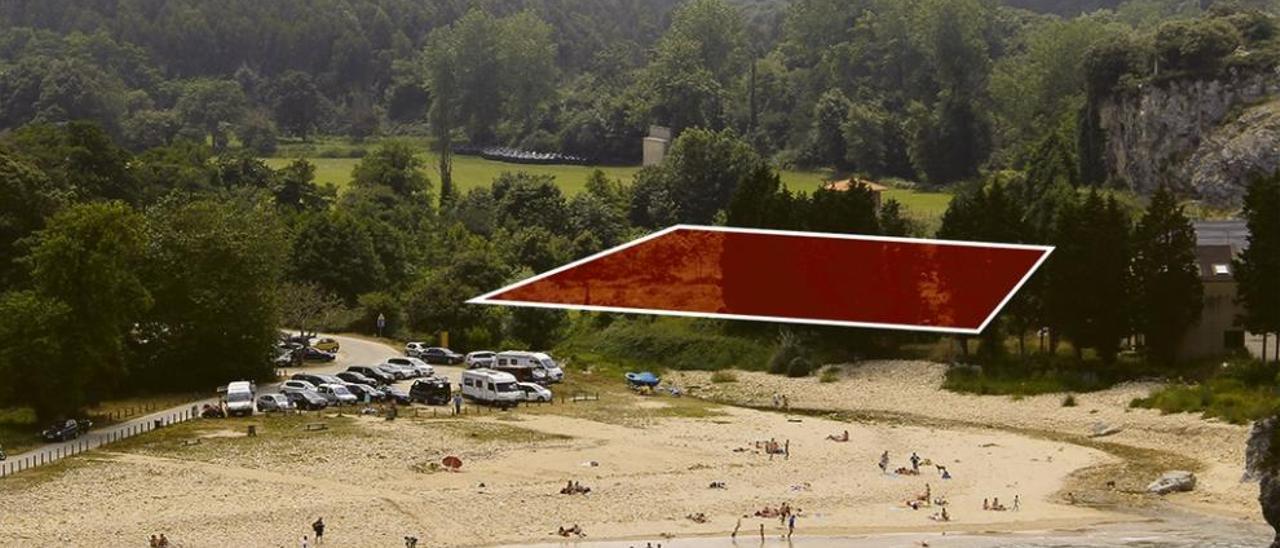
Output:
[291, 373, 328, 387]
[337, 371, 379, 386]
[346, 366, 395, 385]
[419, 347, 464, 365]
[383, 385, 412, 405]
[42, 418, 92, 442]
[410, 377, 452, 405]
[284, 390, 329, 410]
[301, 347, 336, 362]
[344, 383, 384, 403]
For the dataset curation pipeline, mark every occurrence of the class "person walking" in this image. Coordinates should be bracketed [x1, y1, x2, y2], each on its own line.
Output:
[312, 517, 325, 545]
[788, 514, 797, 538]
[758, 523, 765, 541]
[731, 518, 741, 539]
[910, 452, 921, 473]
[453, 393, 463, 415]
[1013, 495, 1020, 511]
[879, 450, 890, 473]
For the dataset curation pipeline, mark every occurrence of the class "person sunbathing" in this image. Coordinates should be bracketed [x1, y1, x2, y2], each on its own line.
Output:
[928, 507, 951, 522]
[826, 430, 850, 442]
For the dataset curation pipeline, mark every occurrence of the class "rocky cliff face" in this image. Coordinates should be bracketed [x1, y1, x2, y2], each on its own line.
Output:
[1247, 416, 1280, 548]
[1098, 67, 1280, 207]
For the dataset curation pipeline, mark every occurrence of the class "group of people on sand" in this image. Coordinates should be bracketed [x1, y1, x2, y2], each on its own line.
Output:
[756, 438, 789, 459]
[560, 480, 591, 495]
[753, 501, 798, 521]
[983, 495, 1019, 512]
[771, 393, 790, 410]
[880, 450, 950, 478]
[556, 524, 585, 537]
[147, 534, 171, 547]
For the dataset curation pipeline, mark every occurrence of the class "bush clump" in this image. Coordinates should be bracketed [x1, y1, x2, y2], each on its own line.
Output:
[819, 366, 841, 383]
[787, 356, 813, 378]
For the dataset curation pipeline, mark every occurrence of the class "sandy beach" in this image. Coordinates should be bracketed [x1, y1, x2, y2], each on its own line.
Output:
[0, 338, 1266, 547]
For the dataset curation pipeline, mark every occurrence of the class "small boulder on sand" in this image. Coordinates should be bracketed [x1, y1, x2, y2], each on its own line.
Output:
[1147, 471, 1196, 495]
[1089, 422, 1123, 438]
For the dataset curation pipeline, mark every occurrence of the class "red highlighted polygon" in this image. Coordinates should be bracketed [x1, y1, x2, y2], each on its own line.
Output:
[470, 225, 1052, 334]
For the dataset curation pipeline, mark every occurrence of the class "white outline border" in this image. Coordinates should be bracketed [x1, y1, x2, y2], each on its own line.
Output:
[468, 224, 1054, 335]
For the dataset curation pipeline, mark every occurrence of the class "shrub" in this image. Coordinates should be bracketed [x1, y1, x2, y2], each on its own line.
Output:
[769, 330, 803, 375]
[710, 370, 738, 383]
[1062, 394, 1078, 407]
[819, 366, 841, 383]
[787, 356, 813, 378]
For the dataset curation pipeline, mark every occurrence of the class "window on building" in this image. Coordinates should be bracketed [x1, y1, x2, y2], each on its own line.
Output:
[1213, 264, 1230, 275]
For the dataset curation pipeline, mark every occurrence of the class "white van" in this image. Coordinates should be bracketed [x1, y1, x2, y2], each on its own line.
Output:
[460, 369, 522, 407]
[494, 351, 564, 383]
[224, 381, 255, 417]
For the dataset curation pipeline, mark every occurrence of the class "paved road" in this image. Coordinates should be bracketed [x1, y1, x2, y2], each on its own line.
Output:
[3, 333, 403, 474]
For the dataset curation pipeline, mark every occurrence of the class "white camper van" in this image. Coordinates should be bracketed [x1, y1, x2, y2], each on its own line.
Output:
[224, 381, 255, 417]
[460, 369, 522, 407]
[494, 351, 564, 383]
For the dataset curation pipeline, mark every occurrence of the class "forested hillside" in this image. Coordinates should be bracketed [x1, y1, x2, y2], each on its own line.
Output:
[2, 0, 1278, 188]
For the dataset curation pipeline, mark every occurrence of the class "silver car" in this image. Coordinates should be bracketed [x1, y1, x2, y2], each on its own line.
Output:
[256, 393, 293, 412]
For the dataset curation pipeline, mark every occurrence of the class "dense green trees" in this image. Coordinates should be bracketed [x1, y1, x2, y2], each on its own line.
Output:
[0, 0, 1274, 187]
[1132, 185, 1203, 365]
[139, 196, 287, 389]
[1234, 173, 1280, 362]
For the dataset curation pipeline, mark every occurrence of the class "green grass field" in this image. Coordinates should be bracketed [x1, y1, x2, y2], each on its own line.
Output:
[263, 141, 951, 229]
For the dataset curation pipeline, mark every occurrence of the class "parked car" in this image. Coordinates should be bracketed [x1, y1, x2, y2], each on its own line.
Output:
[311, 337, 340, 353]
[404, 341, 429, 358]
[515, 382, 553, 402]
[284, 390, 328, 410]
[337, 371, 379, 386]
[419, 347, 464, 365]
[375, 363, 411, 380]
[273, 348, 302, 367]
[291, 373, 328, 387]
[256, 393, 293, 412]
[383, 385, 412, 405]
[281, 379, 318, 393]
[224, 380, 255, 417]
[385, 357, 433, 377]
[382, 361, 421, 378]
[465, 351, 496, 369]
[344, 383, 384, 403]
[42, 419, 92, 442]
[302, 347, 336, 362]
[409, 377, 452, 405]
[317, 383, 358, 405]
[346, 366, 395, 385]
